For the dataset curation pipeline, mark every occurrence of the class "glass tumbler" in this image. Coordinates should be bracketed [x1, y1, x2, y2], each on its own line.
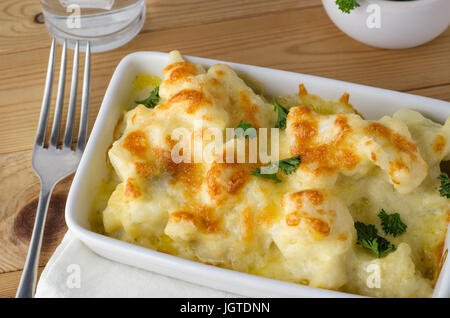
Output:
[40, 0, 146, 52]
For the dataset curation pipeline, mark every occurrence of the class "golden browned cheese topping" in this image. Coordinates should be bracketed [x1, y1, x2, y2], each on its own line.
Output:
[389, 160, 410, 185]
[285, 211, 302, 226]
[133, 147, 173, 178]
[163, 61, 198, 83]
[339, 92, 350, 104]
[206, 162, 255, 203]
[165, 89, 211, 114]
[433, 135, 446, 155]
[298, 83, 308, 96]
[365, 122, 390, 137]
[256, 203, 280, 229]
[365, 122, 418, 160]
[299, 190, 324, 206]
[285, 211, 330, 236]
[238, 91, 260, 127]
[168, 207, 220, 234]
[283, 190, 325, 209]
[289, 107, 360, 174]
[291, 119, 317, 140]
[215, 69, 225, 76]
[134, 161, 155, 178]
[122, 130, 149, 158]
[241, 207, 254, 242]
[169, 162, 203, 190]
[297, 83, 359, 115]
[125, 178, 141, 199]
[334, 114, 353, 142]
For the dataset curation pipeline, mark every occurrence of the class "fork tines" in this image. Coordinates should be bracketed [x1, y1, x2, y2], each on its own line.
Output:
[35, 39, 91, 152]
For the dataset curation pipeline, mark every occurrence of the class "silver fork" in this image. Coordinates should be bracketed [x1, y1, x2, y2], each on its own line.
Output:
[16, 39, 91, 298]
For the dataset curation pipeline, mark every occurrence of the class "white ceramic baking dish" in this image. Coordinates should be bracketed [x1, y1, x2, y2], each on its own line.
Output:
[65, 51, 450, 298]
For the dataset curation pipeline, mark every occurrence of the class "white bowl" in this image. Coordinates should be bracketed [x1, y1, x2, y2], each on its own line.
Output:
[322, 0, 450, 49]
[66, 51, 450, 297]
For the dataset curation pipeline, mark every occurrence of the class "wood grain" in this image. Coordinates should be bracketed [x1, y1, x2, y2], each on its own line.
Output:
[0, 0, 449, 298]
[1, 4, 449, 154]
[404, 84, 450, 102]
[0, 0, 321, 53]
[0, 0, 45, 53]
[0, 150, 69, 274]
[0, 267, 44, 298]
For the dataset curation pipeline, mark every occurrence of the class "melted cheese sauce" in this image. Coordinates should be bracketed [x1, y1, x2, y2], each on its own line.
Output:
[92, 50, 450, 298]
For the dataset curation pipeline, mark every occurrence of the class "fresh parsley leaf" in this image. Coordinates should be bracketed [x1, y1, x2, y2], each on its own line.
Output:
[354, 221, 396, 258]
[336, 0, 360, 14]
[355, 221, 378, 241]
[235, 120, 257, 138]
[236, 120, 253, 131]
[273, 99, 289, 129]
[361, 236, 396, 258]
[251, 155, 301, 183]
[278, 155, 301, 175]
[136, 86, 160, 108]
[374, 236, 396, 257]
[377, 209, 407, 237]
[438, 173, 450, 198]
[251, 167, 282, 183]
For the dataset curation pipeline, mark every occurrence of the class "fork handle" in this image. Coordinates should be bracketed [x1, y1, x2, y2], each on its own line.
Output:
[16, 183, 55, 298]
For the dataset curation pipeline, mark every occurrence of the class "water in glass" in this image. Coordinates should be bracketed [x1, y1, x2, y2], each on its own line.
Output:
[40, 0, 146, 52]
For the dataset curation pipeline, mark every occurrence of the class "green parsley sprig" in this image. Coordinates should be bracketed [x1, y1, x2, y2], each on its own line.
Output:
[336, 0, 360, 14]
[278, 155, 301, 175]
[273, 99, 289, 129]
[438, 173, 450, 198]
[251, 155, 301, 183]
[235, 120, 257, 138]
[354, 221, 396, 258]
[136, 86, 160, 108]
[377, 209, 407, 237]
[251, 168, 282, 183]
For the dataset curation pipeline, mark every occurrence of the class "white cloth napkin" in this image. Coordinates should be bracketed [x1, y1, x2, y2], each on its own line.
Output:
[35, 231, 239, 298]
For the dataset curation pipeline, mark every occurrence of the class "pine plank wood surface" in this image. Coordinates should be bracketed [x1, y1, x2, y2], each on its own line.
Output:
[0, 0, 449, 297]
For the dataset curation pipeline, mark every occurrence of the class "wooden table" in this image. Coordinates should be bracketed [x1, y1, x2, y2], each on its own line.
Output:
[0, 0, 449, 298]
